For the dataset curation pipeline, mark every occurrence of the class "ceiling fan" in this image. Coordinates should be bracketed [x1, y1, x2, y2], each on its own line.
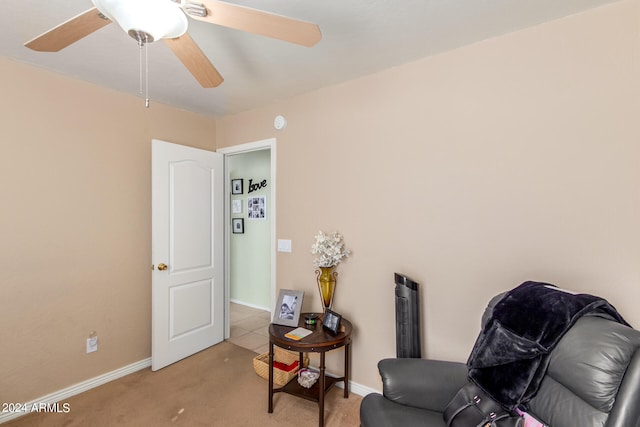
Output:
[24, 0, 322, 88]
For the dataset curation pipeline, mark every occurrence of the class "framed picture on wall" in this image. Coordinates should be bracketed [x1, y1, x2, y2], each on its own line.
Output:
[231, 179, 243, 195]
[272, 289, 304, 327]
[231, 199, 243, 214]
[232, 218, 244, 234]
[247, 195, 266, 220]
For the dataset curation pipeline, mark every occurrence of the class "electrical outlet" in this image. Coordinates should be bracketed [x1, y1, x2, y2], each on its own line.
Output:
[86, 332, 98, 353]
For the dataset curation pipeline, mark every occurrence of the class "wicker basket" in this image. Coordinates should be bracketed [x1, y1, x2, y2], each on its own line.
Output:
[253, 347, 309, 386]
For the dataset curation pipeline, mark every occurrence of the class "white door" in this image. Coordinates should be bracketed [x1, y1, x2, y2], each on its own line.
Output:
[151, 139, 224, 371]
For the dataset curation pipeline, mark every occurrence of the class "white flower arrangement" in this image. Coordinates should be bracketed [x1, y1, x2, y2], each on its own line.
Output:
[311, 231, 351, 268]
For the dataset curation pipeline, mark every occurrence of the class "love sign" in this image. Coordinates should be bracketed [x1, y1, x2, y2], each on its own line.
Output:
[248, 179, 267, 193]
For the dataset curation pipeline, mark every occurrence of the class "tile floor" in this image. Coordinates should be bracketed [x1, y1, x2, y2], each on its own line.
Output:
[227, 302, 272, 354]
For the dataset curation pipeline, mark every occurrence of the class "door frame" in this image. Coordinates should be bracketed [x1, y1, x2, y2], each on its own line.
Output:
[217, 138, 277, 339]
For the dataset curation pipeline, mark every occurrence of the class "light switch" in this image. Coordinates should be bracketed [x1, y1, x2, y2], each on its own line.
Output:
[277, 239, 292, 253]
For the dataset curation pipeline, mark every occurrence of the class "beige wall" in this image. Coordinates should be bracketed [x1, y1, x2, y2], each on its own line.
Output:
[217, 0, 640, 390]
[1, 57, 216, 402]
[2, 0, 639, 404]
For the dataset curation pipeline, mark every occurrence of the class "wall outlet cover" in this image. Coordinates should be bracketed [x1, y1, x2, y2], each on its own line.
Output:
[277, 239, 292, 253]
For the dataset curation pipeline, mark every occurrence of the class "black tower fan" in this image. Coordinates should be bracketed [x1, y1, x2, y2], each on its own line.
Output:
[394, 272, 421, 358]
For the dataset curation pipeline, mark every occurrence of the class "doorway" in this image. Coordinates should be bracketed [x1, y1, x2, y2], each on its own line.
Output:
[218, 138, 276, 343]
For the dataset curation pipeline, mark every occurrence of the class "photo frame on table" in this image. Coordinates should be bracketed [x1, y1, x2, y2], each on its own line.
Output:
[231, 179, 243, 195]
[322, 309, 342, 335]
[273, 289, 304, 327]
[232, 218, 244, 234]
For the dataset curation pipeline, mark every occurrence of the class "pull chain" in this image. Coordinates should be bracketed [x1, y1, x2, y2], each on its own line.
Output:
[145, 40, 149, 108]
[138, 39, 142, 96]
[138, 36, 150, 108]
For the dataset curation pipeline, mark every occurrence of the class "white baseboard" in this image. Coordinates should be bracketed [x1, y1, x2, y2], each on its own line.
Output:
[307, 364, 379, 397]
[338, 380, 379, 397]
[0, 358, 151, 424]
[229, 299, 271, 312]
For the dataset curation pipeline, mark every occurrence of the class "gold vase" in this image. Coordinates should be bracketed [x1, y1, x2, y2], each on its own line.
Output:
[316, 266, 338, 313]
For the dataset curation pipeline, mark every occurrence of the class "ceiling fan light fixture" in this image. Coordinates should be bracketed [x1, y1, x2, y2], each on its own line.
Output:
[92, 0, 188, 43]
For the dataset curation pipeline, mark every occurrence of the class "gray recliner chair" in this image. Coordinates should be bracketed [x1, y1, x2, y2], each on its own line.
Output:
[360, 297, 640, 427]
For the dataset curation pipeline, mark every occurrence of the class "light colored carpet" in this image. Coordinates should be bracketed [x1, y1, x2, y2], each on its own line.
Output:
[5, 342, 362, 426]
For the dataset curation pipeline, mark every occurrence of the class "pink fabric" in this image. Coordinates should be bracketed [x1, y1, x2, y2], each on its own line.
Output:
[514, 408, 547, 427]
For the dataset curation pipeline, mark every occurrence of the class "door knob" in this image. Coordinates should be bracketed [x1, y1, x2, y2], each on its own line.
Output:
[157, 263, 168, 271]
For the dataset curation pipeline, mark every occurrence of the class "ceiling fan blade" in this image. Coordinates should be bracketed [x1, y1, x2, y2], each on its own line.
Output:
[25, 7, 111, 52]
[186, 0, 322, 47]
[164, 33, 224, 88]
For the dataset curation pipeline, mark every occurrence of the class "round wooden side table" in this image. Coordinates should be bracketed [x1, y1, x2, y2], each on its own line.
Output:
[268, 313, 352, 427]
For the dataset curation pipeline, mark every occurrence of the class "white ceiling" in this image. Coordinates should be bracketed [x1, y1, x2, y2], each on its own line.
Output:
[0, 0, 618, 117]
